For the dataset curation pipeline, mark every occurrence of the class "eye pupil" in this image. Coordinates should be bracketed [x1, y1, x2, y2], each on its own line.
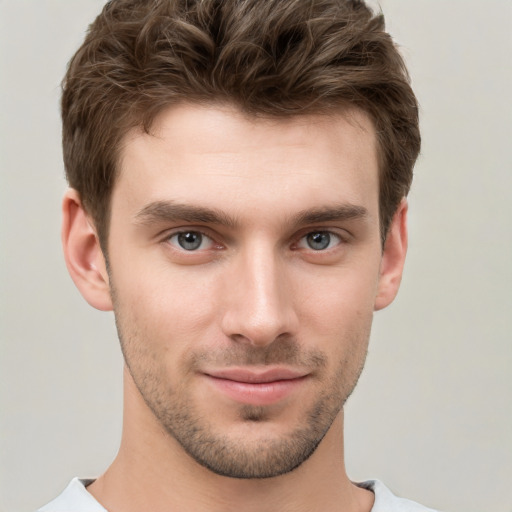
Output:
[307, 232, 330, 250]
[178, 232, 202, 250]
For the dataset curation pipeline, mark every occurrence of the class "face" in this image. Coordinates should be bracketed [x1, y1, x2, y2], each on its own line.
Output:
[100, 104, 397, 478]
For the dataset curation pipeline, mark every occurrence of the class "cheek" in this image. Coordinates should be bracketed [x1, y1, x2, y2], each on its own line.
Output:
[297, 264, 379, 328]
[113, 263, 221, 350]
[294, 265, 377, 373]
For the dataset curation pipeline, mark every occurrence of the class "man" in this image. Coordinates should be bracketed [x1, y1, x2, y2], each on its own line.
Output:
[38, 0, 437, 510]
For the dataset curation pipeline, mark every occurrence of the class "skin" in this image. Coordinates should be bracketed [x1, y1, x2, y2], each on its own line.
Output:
[62, 103, 408, 512]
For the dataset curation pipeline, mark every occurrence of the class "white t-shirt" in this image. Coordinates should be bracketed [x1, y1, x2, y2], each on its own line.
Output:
[38, 478, 440, 511]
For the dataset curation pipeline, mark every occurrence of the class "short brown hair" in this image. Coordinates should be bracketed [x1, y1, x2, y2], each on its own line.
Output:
[62, 0, 420, 248]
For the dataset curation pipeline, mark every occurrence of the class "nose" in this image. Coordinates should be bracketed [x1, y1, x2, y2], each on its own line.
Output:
[220, 243, 298, 347]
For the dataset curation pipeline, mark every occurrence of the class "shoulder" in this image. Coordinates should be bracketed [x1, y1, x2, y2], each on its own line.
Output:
[36, 478, 106, 512]
[357, 480, 441, 512]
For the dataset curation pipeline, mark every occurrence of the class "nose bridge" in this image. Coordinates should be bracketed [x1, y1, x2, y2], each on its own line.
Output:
[221, 239, 296, 346]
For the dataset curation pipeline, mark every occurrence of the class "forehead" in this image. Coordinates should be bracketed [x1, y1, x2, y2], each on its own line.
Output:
[114, 103, 379, 222]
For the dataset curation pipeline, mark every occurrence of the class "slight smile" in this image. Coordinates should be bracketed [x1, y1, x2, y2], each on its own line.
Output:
[203, 367, 310, 406]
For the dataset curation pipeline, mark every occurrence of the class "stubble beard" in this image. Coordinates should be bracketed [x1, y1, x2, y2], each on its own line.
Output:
[114, 305, 370, 479]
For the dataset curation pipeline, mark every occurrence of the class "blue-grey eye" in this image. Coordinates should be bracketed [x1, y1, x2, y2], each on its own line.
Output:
[306, 232, 333, 250]
[177, 231, 203, 250]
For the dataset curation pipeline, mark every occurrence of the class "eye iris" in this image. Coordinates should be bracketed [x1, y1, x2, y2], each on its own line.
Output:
[307, 232, 330, 250]
[177, 232, 202, 250]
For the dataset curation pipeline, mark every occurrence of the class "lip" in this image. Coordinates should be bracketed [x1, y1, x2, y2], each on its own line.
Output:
[203, 367, 309, 406]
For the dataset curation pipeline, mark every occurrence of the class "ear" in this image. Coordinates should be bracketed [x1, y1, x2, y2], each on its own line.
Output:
[374, 198, 408, 311]
[61, 189, 113, 311]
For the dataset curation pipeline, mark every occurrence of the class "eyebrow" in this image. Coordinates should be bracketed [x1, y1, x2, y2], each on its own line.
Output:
[134, 201, 238, 228]
[291, 204, 368, 227]
[134, 200, 368, 229]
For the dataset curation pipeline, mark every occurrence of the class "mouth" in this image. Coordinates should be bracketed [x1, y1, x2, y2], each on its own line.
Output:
[202, 367, 309, 406]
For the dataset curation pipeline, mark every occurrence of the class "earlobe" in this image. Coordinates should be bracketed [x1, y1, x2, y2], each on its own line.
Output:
[374, 199, 408, 311]
[61, 189, 113, 311]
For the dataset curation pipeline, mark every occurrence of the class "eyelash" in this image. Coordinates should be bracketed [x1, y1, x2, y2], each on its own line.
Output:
[294, 231, 344, 251]
[163, 228, 348, 253]
[165, 230, 219, 252]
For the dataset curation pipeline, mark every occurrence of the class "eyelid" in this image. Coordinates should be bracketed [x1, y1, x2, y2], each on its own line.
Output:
[297, 232, 339, 250]
[293, 227, 350, 248]
[162, 227, 222, 251]
[158, 225, 350, 254]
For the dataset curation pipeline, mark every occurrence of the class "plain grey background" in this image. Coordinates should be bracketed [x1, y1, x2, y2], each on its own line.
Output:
[1, 1, 511, 511]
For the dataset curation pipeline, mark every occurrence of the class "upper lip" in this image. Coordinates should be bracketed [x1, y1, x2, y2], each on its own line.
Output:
[204, 367, 308, 384]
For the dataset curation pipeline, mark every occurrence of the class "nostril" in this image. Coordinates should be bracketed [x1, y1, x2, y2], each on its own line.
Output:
[220, 252, 299, 346]
[222, 307, 297, 348]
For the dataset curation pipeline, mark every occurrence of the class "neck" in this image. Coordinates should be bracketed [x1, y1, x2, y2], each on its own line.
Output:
[87, 370, 373, 512]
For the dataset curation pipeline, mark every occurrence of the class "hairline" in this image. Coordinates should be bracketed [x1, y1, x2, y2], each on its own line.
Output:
[96, 100, 393, 255]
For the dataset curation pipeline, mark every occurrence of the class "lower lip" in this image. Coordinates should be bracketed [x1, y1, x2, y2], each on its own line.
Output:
[205, 375, 307, 406]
